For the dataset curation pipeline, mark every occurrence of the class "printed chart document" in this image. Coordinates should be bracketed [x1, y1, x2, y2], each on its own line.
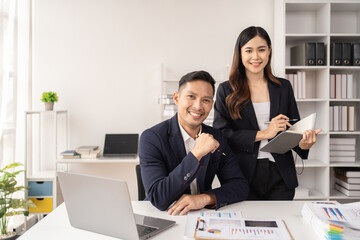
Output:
[185, 210, 293, 240]
[184, 210, 243, 239]
[302, 201, 360, 239]
[260, 113, 316, 154]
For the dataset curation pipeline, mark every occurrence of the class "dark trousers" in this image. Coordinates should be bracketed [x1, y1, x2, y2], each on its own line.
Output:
[247, 158, 295, 200]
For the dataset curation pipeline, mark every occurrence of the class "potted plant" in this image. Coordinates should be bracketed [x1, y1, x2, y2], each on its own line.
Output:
[41, 91, 58, 111]
[0, 163, 35, 240]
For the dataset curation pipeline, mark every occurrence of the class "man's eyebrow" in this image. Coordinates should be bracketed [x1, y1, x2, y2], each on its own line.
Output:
[186, 90, 198, 95]
[186, 90, 213, 99]
[202, 96, 213, 100]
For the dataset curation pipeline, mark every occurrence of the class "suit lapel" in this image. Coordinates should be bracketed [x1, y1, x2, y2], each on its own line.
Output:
[197, 124, 210, 193]
[268, 80, 281, 120]
[243, 100, 259, 130]
[168, 115, 186, 165]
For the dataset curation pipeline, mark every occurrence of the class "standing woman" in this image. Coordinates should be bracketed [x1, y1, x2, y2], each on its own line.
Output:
[213, 26, 321, 200]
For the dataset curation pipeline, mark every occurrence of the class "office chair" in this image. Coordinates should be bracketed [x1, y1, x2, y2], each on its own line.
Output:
[135, 164, 146, 201]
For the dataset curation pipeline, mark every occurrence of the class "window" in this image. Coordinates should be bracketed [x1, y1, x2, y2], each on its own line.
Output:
[0, 0, 17, 166]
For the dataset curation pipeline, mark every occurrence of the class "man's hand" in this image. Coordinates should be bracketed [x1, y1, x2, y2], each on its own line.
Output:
[191, 133, 220, 161]
[299, 129, 322, 150]
[167, 193, 216, 216]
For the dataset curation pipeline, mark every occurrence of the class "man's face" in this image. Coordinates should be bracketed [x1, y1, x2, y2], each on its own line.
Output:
[173, 80, 214, 132]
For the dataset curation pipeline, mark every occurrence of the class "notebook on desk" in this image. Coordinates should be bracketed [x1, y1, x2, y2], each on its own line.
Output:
[102, 133, 139, 158]
[57, 172, 175, 240]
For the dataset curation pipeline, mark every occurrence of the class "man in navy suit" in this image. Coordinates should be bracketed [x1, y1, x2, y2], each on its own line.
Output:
[139, 71, 249, 216]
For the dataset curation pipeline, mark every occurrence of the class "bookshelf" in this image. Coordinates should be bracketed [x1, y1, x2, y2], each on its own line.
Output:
[25, 110, 68, 213]
[274, 0, 360, 202]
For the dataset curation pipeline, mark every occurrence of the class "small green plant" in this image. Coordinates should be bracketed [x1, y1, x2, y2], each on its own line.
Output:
[0, 163, 35, 237]
[41, 91, 58, 103]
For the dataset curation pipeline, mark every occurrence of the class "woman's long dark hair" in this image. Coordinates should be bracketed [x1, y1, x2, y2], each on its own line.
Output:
[225, 26, 281, 120]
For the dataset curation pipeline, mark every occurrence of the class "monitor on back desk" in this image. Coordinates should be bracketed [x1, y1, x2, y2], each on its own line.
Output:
[102, 133, 139, 158]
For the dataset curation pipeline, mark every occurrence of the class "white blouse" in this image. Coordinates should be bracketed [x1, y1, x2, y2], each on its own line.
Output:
[252, 102, 275, 162]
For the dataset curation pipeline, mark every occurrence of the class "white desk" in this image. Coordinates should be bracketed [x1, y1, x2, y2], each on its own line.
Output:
[19, 201, 320, 240]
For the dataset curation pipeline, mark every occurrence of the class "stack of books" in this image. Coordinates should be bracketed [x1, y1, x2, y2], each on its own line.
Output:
[329, 138, 356, 162]
[285, 71, 306, 99]
[75, 146, 101, 158]
[330, 73, 354, 99]
[163, 104, 177, 117]
[329, 105, 355, 132]
[158, 95, 177, 117]
[334, 167, 360, 197]
[60, 150, 81, 159]
[302, 201, 360, 240]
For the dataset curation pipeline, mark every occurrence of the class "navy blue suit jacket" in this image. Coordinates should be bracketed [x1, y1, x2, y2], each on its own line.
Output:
[139, 114, 249, 211]
[213, 78, 309, 189]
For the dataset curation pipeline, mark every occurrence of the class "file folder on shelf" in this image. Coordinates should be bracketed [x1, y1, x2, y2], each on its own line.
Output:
[290, 42, 316, 66]
[316, 42, 325, 66]
[342, 43, 352, 66]
[331, 43, 342, 66]
[353, 43, 360, 66]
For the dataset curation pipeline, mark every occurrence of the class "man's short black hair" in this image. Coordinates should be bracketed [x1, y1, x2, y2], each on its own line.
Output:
[178, 71, 216, 95]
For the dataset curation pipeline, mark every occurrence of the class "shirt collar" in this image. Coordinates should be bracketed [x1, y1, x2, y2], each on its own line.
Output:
[178, 120, 202, 143]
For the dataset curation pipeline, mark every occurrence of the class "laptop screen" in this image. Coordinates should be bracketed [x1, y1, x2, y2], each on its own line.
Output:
[103, 134, 139, 156]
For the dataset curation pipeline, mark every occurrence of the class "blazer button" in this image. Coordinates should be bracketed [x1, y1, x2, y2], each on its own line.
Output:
[184, 176, 188, 181]
[186, 173, 191, 177]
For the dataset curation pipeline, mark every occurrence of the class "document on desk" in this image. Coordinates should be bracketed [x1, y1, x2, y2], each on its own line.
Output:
[302, 201, 360, 235]
[184, 210, 293, 240]
[184, 210, 243, 239]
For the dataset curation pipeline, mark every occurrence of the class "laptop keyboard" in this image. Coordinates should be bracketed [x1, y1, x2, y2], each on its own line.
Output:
[136, 224, 157, 237]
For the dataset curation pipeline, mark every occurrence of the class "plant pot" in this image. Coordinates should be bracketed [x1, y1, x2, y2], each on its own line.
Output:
[0, 232, 18, 240]
[44, 102, 54, 111]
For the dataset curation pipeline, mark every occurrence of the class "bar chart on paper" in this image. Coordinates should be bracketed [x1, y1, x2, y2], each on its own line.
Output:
[229, 222, 283, 239]
[190, 215, 292, 240]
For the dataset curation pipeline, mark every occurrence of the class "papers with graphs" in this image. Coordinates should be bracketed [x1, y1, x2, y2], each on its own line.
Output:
[185, 210, 293, 240]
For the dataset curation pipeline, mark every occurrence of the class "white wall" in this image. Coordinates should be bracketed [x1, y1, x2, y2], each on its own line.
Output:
[32, 0, 275, 145]
[32, 0, 275, 200]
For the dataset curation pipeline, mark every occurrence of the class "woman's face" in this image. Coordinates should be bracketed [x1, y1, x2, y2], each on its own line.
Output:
[240, 35, 271, 76]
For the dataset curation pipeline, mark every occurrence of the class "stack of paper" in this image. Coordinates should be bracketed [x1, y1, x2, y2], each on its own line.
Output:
[302, 201, 360, 240]
[330, 138, 356, 162]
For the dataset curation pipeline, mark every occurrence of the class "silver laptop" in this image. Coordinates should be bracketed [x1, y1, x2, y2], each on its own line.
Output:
[103, 134, 138, 158]
[57, 172, 175, 240]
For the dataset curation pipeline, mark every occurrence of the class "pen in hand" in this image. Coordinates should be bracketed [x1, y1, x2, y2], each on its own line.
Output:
[195, 134, 226, 156]
[264, 119, 298, 125]
[217, 149, 226, 156]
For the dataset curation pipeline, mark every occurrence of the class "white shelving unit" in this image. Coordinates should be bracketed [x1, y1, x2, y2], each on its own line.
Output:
[25, 110, 68, 213]
[274, 0, 360, 202]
